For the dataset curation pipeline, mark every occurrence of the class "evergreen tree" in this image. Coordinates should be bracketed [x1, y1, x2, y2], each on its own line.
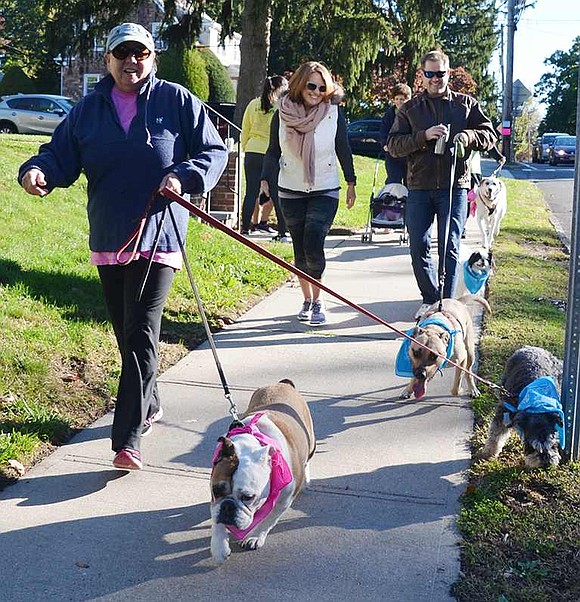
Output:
[199, 48, 236, 102]
[157, 45, 210, 100]
[438, 0, 499, 118]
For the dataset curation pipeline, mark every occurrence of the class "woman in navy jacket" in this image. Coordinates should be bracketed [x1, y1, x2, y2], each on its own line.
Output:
[19, 23, 228, 470]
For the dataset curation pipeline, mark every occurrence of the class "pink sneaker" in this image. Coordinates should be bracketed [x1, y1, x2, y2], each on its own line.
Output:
[113, 448, 143, 470]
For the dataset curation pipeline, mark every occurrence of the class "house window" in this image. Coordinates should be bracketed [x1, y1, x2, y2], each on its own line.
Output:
[84, 74, 102, 96]
[151, 22, 168, 51]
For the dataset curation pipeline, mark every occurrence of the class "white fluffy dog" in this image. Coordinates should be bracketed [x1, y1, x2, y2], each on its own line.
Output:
[475, 176, 507, 248]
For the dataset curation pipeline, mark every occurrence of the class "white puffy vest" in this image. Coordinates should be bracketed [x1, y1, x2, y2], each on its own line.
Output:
[278, 104, 339, 193]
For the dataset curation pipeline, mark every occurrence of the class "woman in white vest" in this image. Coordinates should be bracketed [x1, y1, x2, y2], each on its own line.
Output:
[260, 61, 357, 326]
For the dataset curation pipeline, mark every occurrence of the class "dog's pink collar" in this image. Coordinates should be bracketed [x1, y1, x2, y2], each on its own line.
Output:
[212, 413, 293, 541]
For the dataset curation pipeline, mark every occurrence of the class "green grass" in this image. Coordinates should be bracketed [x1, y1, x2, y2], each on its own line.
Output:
[453, 178, 580, 602]
[0, 134, 377, 483]
[7, 134, 576, 599]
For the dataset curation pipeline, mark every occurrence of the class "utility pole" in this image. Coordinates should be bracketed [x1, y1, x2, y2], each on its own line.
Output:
[501, 0, 515, 162]
[561, 64, 580, 462]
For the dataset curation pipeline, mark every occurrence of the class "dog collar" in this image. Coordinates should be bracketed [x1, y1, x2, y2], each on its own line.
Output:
[394, 316, 457, 378]
[212, 413, 293, 541]
[462, 262, 490, 295]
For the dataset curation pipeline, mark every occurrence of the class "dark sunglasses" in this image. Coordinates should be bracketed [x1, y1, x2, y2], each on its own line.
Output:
[306, 82, 327, 93]
[111, 45, 152, 61]
[423, 69, 447, 79]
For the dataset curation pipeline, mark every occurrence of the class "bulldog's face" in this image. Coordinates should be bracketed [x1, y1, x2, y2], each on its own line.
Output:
[211, 435, 273, 530]
[479, 177, 502, 203]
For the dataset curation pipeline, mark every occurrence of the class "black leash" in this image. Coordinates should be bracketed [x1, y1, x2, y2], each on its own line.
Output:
[437, 142, 459, 312]
[132, 193, 242, 424]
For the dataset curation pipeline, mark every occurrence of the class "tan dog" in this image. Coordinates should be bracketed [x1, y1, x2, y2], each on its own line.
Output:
[475, 176, 507, 248]
[210, 379, 315, 563]
[401, 296, 491, 400]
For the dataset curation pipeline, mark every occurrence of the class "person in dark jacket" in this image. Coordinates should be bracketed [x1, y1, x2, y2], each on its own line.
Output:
[260, 61, 356, 327]
[387, 49, 498, 320]
[19, 23, 228, 471]
[379, 83, 412, 185]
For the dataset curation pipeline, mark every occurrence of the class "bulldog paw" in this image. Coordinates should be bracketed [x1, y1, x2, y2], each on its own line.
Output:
[469, 387, 481, 398]
[211, 538, 231, 564]
[400, 388, 412, 400]
[241, 533, 267, 550]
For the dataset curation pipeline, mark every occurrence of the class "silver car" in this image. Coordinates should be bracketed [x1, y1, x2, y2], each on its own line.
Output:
[0, 94, 75, 134]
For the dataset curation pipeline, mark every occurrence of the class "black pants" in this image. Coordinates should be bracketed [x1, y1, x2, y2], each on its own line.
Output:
[242, 152, 286, 236]
[98, 260, 175, 452]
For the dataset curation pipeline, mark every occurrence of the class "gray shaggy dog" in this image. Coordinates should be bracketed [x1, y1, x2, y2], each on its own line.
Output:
[480, 346, 564, 468]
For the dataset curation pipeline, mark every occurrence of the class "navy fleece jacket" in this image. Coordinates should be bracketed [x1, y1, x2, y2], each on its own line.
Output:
[18, 73, 228, 253]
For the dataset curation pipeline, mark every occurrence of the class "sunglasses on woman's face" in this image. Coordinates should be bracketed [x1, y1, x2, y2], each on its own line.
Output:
[111, 44, 152, 61]
[423, 70, 447, 79]
[306, 82, 327, 93]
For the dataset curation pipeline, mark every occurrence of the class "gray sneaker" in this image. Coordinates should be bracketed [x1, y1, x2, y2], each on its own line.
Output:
[309, 300, 327, 326]
[297, 299, 312, 321]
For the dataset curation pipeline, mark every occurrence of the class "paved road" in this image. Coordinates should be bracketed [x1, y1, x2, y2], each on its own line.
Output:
[501, 160, 575, 249]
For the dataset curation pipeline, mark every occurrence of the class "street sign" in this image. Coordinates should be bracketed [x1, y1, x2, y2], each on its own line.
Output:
[513, 79, 532, 108]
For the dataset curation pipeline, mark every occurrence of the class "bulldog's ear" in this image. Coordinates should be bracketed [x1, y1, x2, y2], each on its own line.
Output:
[217, 436, 236, 459]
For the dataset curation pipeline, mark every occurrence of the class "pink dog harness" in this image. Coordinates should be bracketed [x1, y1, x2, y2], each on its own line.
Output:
[212, 413, 293, 540]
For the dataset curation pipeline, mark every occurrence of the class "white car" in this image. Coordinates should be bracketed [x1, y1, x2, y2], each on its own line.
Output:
[0, 93, 75, 135]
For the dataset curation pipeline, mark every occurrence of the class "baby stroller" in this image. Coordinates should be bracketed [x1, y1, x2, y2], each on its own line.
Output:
[361, 160, 408, 244]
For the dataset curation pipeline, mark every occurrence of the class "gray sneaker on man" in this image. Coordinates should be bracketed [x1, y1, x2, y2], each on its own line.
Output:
[309, 300, 327, 326]
[414, 303, 432, 321]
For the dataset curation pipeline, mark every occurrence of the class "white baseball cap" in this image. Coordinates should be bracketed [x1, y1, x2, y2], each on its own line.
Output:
[106, 23, 155, 53]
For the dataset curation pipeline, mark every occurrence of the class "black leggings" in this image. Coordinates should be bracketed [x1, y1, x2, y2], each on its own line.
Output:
[98, 259, 175, 452]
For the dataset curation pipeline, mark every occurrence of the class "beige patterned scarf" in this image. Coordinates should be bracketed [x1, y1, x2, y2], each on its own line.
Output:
[278, 94, 330, 185]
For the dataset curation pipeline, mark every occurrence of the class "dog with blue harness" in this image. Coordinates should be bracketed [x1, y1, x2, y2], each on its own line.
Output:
[398, 296, 491, 400]
[481, 346, 565, 467]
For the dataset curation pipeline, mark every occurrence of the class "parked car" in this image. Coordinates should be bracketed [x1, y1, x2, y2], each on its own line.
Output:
[547, 135, 576, 166]
[532, 131, 568, 163]
[0, 93, 75, 135]
[347, 118, 383, 157]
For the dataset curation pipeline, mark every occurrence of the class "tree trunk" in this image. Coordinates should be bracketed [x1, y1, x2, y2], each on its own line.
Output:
[234, 0, 271, 125]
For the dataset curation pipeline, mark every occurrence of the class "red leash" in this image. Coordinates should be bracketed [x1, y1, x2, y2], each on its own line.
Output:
[160, 187, 502, 393]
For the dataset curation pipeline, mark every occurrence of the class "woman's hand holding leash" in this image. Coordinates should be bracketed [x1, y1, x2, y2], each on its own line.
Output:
[159, 172, 181, 195]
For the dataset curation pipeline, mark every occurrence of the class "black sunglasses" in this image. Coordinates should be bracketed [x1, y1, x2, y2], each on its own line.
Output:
[111, 44, 152, 61]
[423, 69, 448, 79]
[306, 82, 327, 93]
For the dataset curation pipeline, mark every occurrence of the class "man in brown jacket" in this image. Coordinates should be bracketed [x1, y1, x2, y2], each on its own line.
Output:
[387, 49, 498, 320]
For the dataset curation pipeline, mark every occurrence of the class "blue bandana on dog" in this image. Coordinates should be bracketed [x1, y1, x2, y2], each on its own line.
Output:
[462, 262, 490, 295]
[504, 376, 565, 448]
[395, 317, 457, 378]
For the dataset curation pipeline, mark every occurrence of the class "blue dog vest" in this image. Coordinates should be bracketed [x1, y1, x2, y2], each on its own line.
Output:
[395, 316, 457, 378]
[504, 376, 565, 448]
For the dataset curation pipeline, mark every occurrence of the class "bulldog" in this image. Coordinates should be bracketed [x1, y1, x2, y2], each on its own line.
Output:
[210, 379, 315, 563]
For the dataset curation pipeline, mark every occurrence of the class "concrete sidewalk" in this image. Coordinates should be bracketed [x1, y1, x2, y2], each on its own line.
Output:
[0, 216, 487, 601]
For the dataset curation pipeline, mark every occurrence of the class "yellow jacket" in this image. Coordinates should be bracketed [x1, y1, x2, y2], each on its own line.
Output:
[241, 97, 275, 154]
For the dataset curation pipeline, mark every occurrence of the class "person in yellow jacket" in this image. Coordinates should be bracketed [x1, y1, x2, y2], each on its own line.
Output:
[241, 75, 288, 240]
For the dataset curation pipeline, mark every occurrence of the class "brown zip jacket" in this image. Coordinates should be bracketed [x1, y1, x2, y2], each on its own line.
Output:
[387, 89, 498, 190]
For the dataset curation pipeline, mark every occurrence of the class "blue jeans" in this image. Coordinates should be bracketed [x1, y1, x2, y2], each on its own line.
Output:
[405, 188, 467, 303]
[281, 195, 339, 279]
